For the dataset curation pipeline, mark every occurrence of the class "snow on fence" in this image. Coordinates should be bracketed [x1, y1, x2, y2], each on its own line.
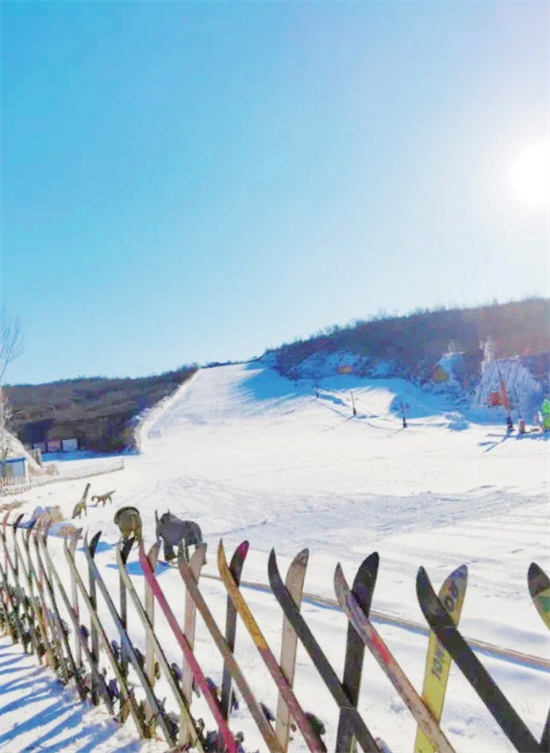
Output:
[0, 458, 124, 496]
[0, 515, 548, 753]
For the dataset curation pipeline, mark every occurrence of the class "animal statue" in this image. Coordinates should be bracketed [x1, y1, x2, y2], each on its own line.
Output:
[114, 506, 142, 542]
[92, 490, 116, 507]
[72, 483, 91, 519]
[155, 510, 205, 562]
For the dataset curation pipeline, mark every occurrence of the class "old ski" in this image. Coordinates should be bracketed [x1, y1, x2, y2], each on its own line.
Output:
[269, 549, 380, 753]
[32, 518, 88, 700]
[334, 561, 455, 753]
[335, 552, 379, 753]
[139, 541, 237, 753]
[275, 548, 310, 753]
[80, 533, 177, 744]
[220, 540, 249, 721]
[11, 517, 57, 669]
[414, 565, 468, 753]
[37, 528, 115, 713]
[218, 540, 325, 753]
[116, 541, 205, 753]
[118, 537, 134, 723]
[64, 531, 148, 737]
[416, 566, 540, 753]
[178, 545, 283, 752]
[67, 528, 83, 669]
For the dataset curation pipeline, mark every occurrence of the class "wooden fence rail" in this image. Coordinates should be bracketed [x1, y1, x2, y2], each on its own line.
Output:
[0, 512, 547, 753]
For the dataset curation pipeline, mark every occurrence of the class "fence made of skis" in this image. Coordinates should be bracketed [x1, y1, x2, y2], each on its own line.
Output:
[0, 512, 548, 753]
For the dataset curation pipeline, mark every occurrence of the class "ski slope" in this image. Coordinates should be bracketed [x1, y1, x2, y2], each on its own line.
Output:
[2, 362, 549, 752]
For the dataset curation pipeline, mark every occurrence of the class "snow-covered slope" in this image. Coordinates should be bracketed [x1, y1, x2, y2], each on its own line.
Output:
[4, 363, 549, 753]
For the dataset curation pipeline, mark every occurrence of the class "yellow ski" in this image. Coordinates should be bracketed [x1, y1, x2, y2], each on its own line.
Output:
[414, 564, 468, 753]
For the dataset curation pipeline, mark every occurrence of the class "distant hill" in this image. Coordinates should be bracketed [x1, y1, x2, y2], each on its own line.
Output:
[267, 297, 550, 383]
[6, 365, 197, 453]
[6, 298, 549, 453]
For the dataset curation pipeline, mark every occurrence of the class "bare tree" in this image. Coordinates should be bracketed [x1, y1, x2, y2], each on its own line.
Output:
[0, 308, 24, 473]
[0, 307, 24, 382]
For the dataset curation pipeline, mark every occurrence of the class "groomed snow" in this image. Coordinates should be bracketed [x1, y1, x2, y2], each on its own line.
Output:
[2, 362, 549, 752]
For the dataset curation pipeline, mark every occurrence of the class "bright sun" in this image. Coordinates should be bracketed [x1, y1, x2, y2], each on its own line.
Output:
[510, 142, 550, 207]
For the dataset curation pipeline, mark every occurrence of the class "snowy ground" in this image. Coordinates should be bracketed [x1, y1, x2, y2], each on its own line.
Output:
[1, 362, 549, 752]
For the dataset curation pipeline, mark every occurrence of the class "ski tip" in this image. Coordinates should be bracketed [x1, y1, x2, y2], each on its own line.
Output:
[217, 539, 227, 567]
[292, 548, 309, 568]
[267, 548, 279, 582]
[333, 562, 347, 591]
[234, 540, 250, 561]
[528, 562, 539, 580]
[528, 562, 549, 595]
[12, 513, 25, 529]
[120, 536, 135, 563]
[89, 530, 102, 557]
[354, 551, 380, 583]
[351, 552, 380, 609]
[446, 563, 468, 587]
[415, 566, 430, 598]
[416, 567, 443, 619]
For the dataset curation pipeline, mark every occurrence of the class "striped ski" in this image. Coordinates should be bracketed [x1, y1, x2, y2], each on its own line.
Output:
[178, 546, 283, 753]
[416, 566, 541, 753]
[528, 562, 550, 631]
[269, 549, 380, 753]
[414, 564, 468, 753]
[138, 541, 237, 753]
[116, 541, 205, 753]
[275, 548, 309, 753]
[334, 561, 455, 753]
[335, 552, 379, 753]
[218, 540, 325, 753]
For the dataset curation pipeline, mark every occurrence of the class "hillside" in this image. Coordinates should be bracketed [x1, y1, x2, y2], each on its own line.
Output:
[269, 297, 550, 382]
[5, 298, 549, 453]
[6, 365, 197, 452]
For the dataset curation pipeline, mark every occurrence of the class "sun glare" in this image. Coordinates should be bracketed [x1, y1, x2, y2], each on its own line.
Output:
[510, 142, 550, 208]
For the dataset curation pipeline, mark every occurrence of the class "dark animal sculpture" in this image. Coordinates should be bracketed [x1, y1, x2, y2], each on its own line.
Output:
[114, 506, 143, 542]
[155, 510, 205, 562]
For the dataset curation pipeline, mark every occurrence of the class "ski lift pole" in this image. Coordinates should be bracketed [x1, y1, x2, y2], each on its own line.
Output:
[400, 400, 407, 429]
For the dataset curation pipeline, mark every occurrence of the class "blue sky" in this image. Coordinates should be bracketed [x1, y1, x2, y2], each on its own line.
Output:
[1, 1, 548, 385]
